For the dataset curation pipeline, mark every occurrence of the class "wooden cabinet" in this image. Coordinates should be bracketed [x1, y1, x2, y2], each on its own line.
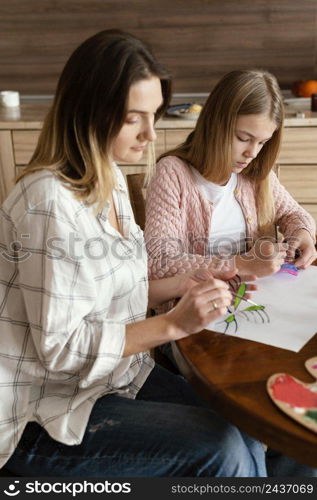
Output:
[12, 130, 40, 165]
[0, 131, 15, 202]
[277, 126, 317, 223]
[278, 127, 317, 164]
[11, 129, 166, 170]
[278, 165, 317, 203]
[8, 129, 168, 186]
[1, 101, 317, 226]
[165, 129, 190, 150]
[0, 110, 191, 203]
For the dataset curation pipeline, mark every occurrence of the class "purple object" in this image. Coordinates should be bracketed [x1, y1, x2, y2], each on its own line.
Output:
[278, 263, 298, 276]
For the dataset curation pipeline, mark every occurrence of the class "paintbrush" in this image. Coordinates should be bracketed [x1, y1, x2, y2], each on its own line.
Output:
[274, 223, 279, 243]
[230, 291, 259, 307]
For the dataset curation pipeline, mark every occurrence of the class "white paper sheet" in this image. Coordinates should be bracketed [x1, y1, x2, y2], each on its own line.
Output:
[205, 265, 317, 352]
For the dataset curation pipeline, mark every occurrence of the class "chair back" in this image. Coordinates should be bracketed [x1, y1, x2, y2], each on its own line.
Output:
[126, 173, 146, 230]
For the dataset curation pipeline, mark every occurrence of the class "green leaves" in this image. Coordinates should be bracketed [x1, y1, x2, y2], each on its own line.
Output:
[224, 282, 267, 332]
[233, 282, 247, 310]
[243, 305, 265, 312]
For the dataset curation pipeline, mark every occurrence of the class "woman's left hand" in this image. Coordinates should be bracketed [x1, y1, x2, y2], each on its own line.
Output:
[287, 229, 317, 269]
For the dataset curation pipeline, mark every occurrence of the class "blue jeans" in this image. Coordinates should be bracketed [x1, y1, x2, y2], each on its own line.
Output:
[6, 364, 266, 477]
[157, 344, 317, 477]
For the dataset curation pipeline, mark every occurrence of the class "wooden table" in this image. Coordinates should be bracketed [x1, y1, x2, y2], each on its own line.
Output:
[174, 329, 317, 467]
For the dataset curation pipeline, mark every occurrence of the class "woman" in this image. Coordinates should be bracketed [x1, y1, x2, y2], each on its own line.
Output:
[0, 30, 267, 477]
[145, 69, 316, 285]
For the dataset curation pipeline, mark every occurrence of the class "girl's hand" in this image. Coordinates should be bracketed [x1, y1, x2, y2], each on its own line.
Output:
[167, 277, 232, 338]
[287, 229, 317, 269]
[235, 239, 287, 278]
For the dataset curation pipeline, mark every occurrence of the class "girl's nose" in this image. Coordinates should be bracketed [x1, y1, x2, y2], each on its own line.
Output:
[244, 143, 257, 158]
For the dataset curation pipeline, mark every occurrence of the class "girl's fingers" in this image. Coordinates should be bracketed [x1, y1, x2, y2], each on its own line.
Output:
[236, 273, 257, 282]
[245, 284, 257, 291]
[295, 248, 315, 268]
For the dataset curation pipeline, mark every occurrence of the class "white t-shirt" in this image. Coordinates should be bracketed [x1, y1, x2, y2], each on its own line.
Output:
[191, 168, 247, 256]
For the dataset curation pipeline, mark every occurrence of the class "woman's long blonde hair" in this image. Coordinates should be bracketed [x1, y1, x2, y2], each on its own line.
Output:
[17, 30, 171, 209]
[160, 69, 284, 232]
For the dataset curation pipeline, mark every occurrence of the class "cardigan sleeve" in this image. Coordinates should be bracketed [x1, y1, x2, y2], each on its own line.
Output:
[144, 157, 232, 280]
[272, 171, 316, 243]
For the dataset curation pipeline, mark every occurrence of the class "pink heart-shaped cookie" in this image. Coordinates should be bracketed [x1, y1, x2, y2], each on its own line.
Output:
[267, 356, 317, 434]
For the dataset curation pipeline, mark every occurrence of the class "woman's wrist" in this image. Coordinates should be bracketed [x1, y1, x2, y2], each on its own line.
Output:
[148, 274, 184, 309]
[173, 273, 188, 298]
[164, 311, 186, 341]
[124, 313, 185, 356]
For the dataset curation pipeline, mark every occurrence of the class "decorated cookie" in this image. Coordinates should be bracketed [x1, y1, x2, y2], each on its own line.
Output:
[267, 356, 317, 434]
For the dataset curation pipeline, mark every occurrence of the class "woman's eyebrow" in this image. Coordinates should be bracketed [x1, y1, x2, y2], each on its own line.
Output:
[127, 100, 164, 115]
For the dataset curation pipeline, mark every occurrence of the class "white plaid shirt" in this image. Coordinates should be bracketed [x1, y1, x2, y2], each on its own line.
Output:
[0, 166, 154, 468]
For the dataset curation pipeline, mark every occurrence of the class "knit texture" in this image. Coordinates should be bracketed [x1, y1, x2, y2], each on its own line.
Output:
[145, 156, 316, 281]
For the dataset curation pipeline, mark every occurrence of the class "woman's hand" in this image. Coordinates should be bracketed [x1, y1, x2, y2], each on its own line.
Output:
[176, 267, 257, 298]
[125, 269, 256, 355]
[167, 277, 232, 339]
[125, 275, 232, 356]
[235, 239, 287, 278]
[148, 268, 238, 309]
[287, 229, 317, 269]
[175, 268, 237, 298]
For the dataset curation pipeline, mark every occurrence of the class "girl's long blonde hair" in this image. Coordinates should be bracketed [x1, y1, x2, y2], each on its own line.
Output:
[17, 30, 171, 210]
[160, 69, 284, 232]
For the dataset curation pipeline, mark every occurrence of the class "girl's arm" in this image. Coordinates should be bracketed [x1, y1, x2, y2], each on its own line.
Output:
[272, 171, 317, 268]
[272, 171, 316, 242]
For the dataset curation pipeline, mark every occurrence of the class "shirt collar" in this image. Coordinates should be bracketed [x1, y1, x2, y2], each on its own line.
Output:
[112, 162, 127, 193]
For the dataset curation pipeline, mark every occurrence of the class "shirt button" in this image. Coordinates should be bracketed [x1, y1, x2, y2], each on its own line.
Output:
[234, 189, 240, 195]
[246, 216, 253, 223]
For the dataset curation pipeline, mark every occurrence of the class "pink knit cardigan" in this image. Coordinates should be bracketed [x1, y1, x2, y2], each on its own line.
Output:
[145, 156, 316, 280]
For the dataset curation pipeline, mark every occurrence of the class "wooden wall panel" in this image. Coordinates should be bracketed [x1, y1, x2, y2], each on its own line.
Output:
[1, 0, 317, 94]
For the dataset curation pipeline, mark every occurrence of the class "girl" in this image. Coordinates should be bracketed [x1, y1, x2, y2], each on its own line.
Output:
[0, 30, 266, 477]
[145, 70, 316, 284]
[144, 68, 317, 478]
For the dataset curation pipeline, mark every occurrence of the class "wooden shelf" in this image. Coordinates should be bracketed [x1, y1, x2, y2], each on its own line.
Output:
[1, 100, 317, 226]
